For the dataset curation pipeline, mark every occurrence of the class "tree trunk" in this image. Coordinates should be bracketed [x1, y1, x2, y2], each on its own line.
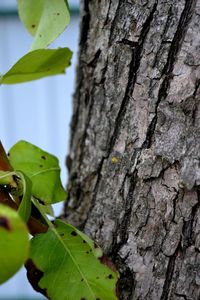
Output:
[65, 0, 200, 299]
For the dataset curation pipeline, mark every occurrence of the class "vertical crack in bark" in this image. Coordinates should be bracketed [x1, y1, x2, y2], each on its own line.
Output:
[160, 242, 181, 300]
[81, 1, 158, 235]
[162, 0, 197, 76]
[111, 170, 139, 257]
[144, 0, 197, 148]
[108, 0, 124, 47]
[79, 0, 91, 45]
[182, 190, 200, 249]
[107, 2, 158, 261]
[152, 5, 174, 68]
[108, 1, 158, 153]
[78, 90, 95, 167]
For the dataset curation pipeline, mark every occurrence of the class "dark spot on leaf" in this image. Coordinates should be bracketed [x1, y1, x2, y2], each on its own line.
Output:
[107, 274, 114, 279]
[71, 231, 77, 236]
[57, 12, 60, 15]
[96, 298, 100, 300]
[7, 152, 10, 156]
[96, 276, 99, 279]
[41, 156, 46, 160]
[81, 278, 84, 282]
[80, 298, 86, 300]
[31, 24, 36, 28]
[83, 240, 86, 243]
[60, 233, 64, 237]
[90, 249, 92, 252]
[39, 34, 42, 38]
[40, 165, 43, 168]
[0, 217, 11, 231]
[86, 251, 89, 254]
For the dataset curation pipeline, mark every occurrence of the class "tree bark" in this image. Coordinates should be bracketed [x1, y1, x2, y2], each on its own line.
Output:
[65, 0, 200, 299]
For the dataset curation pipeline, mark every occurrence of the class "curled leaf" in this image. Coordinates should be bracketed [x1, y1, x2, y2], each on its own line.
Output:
[0, 48, 72, 84]
[9, 140, 67, 204]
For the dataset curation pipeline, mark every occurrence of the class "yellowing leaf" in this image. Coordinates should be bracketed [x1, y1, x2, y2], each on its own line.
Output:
[0, 48, 72, 84]
[9, 141, 67, 204]
[0, 204, 29, 284]
[17, 0, 70, 50]
[30, 220, 119, 300]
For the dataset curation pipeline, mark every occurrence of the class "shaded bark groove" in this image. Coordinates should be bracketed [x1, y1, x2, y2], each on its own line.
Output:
[65, 0, 200, 299]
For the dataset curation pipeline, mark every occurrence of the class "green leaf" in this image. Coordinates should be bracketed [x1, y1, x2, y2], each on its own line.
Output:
[0, 48, 72, 84]
[17, 0, 70, 50]
[30, 219, 119, 300]
[0, 204, 29, 284]
[9, 140, 67, 204]
[16, 171, 32, 222]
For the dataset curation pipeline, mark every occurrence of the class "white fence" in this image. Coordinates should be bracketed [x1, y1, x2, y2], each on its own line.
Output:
[0, 1, 80, 299]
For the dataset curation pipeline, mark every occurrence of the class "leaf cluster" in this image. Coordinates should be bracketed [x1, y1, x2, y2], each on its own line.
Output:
[0, 1, 119, 299]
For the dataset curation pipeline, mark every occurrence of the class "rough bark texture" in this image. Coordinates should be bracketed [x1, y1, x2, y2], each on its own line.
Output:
[65, 0, 200, 299]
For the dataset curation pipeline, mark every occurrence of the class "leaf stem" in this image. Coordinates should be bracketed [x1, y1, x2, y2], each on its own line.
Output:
[0, 140, 48, 235]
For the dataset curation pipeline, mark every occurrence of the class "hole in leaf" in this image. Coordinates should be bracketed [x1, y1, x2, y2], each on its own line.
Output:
[41, 156, 46, 160]
[71, 231, 77, 236]
[0, 217, 11, 231]
[107, 274, 114, 279]
[83, 240, 86, 243]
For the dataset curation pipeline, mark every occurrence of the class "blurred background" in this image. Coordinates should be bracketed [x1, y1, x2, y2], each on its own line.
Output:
[0, 0, 80, 299]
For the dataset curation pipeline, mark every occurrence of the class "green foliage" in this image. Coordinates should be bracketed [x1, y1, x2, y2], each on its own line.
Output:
[9, 140, 67, 204]
[0, 0, 120, 299]
[0, 141, 119, 298]
[0, 204, 29, 284]
[0, 48, 72, 84]
[17, 0, 70, 50]
[30, 219, 118, 300]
